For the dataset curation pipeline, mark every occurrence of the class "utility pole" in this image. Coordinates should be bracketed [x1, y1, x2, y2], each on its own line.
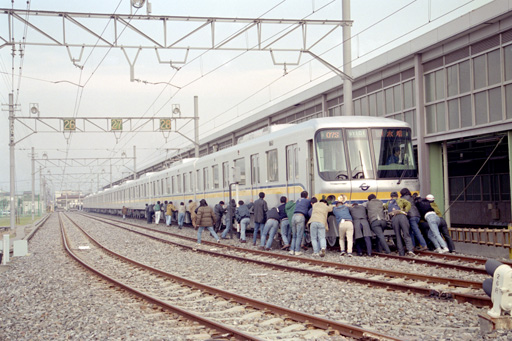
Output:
[133, 145, 137, 180]
[194, 96, 199, 158]
[342, 0, 353, 116]
[9, 93, 15, 229]
[31, 147, 35, 221]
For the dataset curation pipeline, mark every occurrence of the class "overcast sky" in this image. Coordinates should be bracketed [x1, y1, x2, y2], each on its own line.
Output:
[0, 0, 492, 194]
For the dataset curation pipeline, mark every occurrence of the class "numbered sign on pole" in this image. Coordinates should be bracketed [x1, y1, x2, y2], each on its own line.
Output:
[160, 118, 172, 131]
[111, 119, 123, 131]
[63, 119, 76, 131]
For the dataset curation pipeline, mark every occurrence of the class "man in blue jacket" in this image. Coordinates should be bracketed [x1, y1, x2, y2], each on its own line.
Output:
[235, 200, 253, 243]
[290, 191, 311, 256]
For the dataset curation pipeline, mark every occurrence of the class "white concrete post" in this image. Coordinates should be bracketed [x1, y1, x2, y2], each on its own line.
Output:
[2, 234, 10, 264]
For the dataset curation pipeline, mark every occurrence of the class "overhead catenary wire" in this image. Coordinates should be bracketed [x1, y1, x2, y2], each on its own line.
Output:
[106, 0, 294, 174]
[167, 0, 478, 149]
[57, 0, 135, 191]
[107, 0, 456, 177]
[82, 0, 482, 184]
[114, 0, 342, 171]
[6, 1, 483, 191]
[138, 0, 429, 165]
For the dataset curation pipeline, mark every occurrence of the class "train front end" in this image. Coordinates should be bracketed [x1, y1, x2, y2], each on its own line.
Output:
[313, 119, 419, 203]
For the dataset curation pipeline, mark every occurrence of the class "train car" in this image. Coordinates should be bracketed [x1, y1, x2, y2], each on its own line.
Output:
[84, 116, 419, 230]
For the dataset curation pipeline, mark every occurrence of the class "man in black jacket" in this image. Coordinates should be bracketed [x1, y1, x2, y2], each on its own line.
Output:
[252, 192, 268, 245]
[214, 201, 226, 233]
[365, 194, 391, 254]
[221, 199, 237, 239]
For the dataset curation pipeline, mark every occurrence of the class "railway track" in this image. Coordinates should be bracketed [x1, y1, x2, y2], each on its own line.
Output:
[78, 213, 491, 308]
[61, 212, 402, 340]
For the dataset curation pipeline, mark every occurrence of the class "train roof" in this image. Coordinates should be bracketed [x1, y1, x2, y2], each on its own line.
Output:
[197, 116, 410, 162]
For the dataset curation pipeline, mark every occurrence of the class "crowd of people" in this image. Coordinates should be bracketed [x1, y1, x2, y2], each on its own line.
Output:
[135, 187, 455, 256]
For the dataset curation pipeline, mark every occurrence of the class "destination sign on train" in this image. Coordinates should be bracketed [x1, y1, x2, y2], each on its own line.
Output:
[373, 129, 410, 138]
[383, 129, 409, 138]
[319, 130, 341, 139]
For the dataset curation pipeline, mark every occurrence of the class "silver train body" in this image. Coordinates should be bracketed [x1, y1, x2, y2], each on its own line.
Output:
[84, 117, 419, 219]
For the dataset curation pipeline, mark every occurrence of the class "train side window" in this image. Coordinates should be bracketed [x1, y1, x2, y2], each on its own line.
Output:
[189, 171, 193, 192]
[315, 130, 348, 181]
[286, 144, 299, 181]
[212, 164, 219, 189]
[196, 169, 202, 191]
[346, 129, 374, 179]
[250, 154, 260, 185]
[267, 149, 278, 182]
[183, 172, 189, 193]
[222, 161, 230, 187]
[171, 176, 175, 193]
[177, 174, 182, 193]
[203, 167, 210, 190]
[234, 158, 246, 185]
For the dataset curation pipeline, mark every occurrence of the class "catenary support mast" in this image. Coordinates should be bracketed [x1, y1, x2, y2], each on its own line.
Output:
[342, 0, 353, 116]
[9, 93, 15, 230]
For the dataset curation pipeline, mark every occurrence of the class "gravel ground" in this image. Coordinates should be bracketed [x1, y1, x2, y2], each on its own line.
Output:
[0, 213, 510, 340]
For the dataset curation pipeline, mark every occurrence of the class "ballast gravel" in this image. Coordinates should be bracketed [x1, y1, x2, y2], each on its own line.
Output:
[0, 213, 510, 341]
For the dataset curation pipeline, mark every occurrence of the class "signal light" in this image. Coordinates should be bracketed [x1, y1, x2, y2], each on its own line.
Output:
[483, 259, 512, 318]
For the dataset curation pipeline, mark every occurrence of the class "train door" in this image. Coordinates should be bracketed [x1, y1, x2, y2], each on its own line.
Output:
[346, 128, 377, 202]
[286, 144, 299, 201]
[222, 161, 230, 202]
[307, 140, 315, 196]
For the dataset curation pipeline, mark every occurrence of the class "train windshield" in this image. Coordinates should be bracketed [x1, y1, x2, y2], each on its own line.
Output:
[371, 128, 417, 179]
[315, 129, 349, 181]
[346, 129, 374, 179]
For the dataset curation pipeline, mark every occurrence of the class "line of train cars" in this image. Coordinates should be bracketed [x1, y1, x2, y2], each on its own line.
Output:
[84, 116, 419, 243]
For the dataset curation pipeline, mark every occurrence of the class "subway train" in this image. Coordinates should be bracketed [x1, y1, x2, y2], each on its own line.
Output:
[84, 116, 419, 241]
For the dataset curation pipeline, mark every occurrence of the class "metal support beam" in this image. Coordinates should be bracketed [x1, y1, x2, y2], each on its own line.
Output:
[1, 9, 349, 83]
[429, 143, 444, 214]
[342, 0, 353, 116]
[133, 145, 137, 180]
[1, 9, 349, 50]
[9, 93, 15, 230]
[443, 141, 451, 227]
[31, 147, 35, 221]
[414, 54, 429, 195]
[194, 96, 199, 158]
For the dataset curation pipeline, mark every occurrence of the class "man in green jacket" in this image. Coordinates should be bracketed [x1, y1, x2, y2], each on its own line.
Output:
[383, 192, 415, 257]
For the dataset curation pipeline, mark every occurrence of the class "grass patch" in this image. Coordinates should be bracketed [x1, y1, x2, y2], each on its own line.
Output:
[0, 215, 42, 227]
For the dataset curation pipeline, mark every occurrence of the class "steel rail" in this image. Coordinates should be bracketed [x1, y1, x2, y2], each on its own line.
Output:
[414, 250, 512, 267]
[59, 213, 261, 341]
[84, 214, 482, 288]
[81, 213, 491, 308]
[25, 213, 51, 242]
[64, 213, 403, 340]
[372, 252, 487, 275]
